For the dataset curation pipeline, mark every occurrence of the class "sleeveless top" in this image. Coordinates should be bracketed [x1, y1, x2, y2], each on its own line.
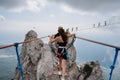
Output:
[57, 41, 67, 47]
[55, 33, 68, 60]
[57, 38, 67, 53]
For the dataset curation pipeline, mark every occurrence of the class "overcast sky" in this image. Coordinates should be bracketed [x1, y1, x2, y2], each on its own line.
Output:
[0, 0, 120, 44]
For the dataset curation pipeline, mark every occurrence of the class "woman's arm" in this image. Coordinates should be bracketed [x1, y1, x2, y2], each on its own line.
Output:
[67, 33, 75, 38]
[49, 35, 59, 43]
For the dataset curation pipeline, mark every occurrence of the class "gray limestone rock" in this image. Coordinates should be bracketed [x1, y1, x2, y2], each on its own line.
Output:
[77, 61, 103, 80]
[14, 30, 103, 80]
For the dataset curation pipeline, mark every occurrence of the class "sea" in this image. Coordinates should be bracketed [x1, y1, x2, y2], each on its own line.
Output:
[0, 26, 120, 80]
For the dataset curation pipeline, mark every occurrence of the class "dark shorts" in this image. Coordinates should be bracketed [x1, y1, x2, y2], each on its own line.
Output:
[57, 48, 68, 60]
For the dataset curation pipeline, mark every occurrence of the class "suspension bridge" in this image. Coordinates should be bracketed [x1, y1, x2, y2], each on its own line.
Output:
[0, 33, 119, 80]
[0, 16, 120, 80]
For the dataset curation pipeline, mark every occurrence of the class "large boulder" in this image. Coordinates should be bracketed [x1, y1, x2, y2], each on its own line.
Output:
[77, 61, 103, 80]
[14, 30, 103, 80]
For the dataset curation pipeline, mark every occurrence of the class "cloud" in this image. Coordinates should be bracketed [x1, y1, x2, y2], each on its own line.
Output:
[0, 55, 16, 58]
[1, 0, 120, 14]
[105, 43, 120, 69]
[0, 15, 5, 21]
[0, 0, 48, 12]
[49, 14, 55, 18]
[60, 4, 96, 16]
[49, 0, 120, 13]
[101, 66, 120, 80]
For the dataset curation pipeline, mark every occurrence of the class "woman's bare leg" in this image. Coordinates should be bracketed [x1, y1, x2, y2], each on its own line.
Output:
[61, 59, 68, 77]
[58, 59, 62, 70]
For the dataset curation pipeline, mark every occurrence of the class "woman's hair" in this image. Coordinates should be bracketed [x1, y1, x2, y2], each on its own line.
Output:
[58, 27, 68, 42]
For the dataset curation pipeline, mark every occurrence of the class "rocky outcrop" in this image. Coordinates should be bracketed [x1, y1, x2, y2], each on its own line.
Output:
[14, 30, 103, 80]
[77, 61, 103, 80]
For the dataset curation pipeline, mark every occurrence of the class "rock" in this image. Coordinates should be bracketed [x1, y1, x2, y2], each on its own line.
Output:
[14, 30, 44, 80]
[77, 61, 103, 80]
[14, 30, 103, 80]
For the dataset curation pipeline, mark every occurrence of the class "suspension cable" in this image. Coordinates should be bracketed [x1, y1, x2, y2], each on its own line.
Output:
[0, 35, 49, 80]
[76, 36, 120, 80]
[76, 36, 120, 49]
[0, 36, 49, 49]
[0, 34, 120, 80]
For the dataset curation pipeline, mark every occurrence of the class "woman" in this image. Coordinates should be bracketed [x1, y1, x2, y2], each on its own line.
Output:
[49, 26, 75, 80]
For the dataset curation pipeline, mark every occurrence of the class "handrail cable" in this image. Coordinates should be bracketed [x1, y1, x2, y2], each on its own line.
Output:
[0, 35, 120, 80]
[0, 35, 49, 80]
[76, 36, 120, 80]
[0, 36, 49, 49]
[76, 36, 120, 50]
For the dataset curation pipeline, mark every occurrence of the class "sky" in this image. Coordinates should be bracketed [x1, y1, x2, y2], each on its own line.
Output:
[0, 1, 120, 79]
[0, 0, 120, 44]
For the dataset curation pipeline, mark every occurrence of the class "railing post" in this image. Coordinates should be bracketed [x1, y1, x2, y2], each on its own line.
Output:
[109, 48, 119, 80]
[14, 43, 24, 80]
